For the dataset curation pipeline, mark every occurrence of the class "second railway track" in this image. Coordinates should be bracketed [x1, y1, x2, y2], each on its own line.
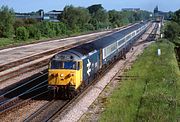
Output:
[0, 72, 50, 116]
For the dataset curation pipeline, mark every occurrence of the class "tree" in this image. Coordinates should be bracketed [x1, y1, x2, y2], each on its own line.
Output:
[24, 18, 38, 25]
[82, 23, 95, 31]
[53, 22, 67, 35]
[57, 22, 67, 35]
[14, 19, 25, 30]
[0, 6, 15, 38]
[123, 11, 135, 23]
[27, 25, 41, 39]
[37, 21, 54, 37]
[164, 22, 180, 41]
[16, 26, 29, 41]
[88, 4, 109, 29]
[172, 9, 180, 25]
[87, 4, 103, 14]
[108, 10, 123, 27]
[60, 6, 91, 31]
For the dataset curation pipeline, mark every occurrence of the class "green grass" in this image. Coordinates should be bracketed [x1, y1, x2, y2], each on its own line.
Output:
[0, 37, 48, 48]
[100, 40, 180, 122]
[0, 38, 16, 47]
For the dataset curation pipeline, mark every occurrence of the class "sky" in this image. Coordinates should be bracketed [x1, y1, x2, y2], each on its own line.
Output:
[0, 0, 180, 13]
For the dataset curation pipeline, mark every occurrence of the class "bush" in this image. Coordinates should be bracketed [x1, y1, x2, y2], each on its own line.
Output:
[95, 22, 110, 30]
[37, 21, 57, 38]
[0, 6, 15, 38]
[16, 26, 29, 41]
[27, 25, 41, 40]
[82, 23, 95, 31]
[164, 22, 180, 41]
[37, 21, 50, 37]
[54, 22, 68, 36]
[58, 22, 68, 35]
[14, 19, 25, 30]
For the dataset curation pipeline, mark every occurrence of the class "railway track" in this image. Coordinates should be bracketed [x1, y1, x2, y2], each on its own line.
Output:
[134, 22, 157, 46]
[23, 100, 69, 122]
[0, 73, 49, 115]
[146, 22, 159, 41]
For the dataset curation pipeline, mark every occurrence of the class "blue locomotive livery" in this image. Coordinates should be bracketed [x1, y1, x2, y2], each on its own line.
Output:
[48, 21, 150, 98]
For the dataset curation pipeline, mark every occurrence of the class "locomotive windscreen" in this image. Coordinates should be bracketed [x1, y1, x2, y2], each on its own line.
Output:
[50, 60, 78, 70]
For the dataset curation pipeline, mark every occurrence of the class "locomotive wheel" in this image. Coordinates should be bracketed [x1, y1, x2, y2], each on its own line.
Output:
[67, 85, 77, 99]
[80, 81, 86, 91]
[53, 89, 56, 98]
[48, 90, 56, 100]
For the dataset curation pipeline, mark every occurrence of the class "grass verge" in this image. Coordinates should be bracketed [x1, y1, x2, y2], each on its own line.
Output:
[0, 37, 49, 48]
[100, 40, 180, 122]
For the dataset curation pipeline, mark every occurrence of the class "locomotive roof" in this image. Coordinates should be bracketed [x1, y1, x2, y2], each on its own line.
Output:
[57, 21, 148, 59]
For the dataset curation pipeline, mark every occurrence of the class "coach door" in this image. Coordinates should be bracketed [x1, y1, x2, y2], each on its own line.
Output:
[99, 49, 103, 69]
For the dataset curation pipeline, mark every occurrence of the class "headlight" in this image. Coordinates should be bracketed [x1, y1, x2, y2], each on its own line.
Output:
[60, 74, 64, 77]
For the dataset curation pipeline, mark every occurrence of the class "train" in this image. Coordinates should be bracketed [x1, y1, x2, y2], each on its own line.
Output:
[48, 21, 150, 99]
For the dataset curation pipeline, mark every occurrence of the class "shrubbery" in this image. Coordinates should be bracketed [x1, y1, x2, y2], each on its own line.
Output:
[27, 25, 41, 39]
[164, 9, 180, 44]
[16, 26, 29, 41]
[0, 6, 15, 38]
[164, 22, 180, 41]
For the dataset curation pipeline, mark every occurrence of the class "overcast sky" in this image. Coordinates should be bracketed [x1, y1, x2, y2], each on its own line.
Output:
[0, 0, 180, 12]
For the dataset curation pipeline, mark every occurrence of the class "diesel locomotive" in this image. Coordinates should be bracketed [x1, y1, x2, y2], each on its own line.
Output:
[48, 21, 150, 98]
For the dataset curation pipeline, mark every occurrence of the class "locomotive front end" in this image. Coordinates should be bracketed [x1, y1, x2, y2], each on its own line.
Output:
[48, 52, 83, 98]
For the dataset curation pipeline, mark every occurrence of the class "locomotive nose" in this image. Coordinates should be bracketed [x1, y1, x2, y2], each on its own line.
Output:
[49, 71, 74, 80]
[50, 72, 64, 77]
[48, 69, 76, 86]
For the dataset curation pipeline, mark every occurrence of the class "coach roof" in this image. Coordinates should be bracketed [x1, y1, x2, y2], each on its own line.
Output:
[64, 21, 147, 57]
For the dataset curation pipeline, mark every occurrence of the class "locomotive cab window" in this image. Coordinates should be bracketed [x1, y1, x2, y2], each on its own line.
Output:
[50, 60, 80, 70]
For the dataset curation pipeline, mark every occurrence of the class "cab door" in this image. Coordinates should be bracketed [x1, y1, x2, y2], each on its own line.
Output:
[75, 61, 83, 89]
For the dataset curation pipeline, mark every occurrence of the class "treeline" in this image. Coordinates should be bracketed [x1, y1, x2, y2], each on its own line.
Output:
[0, 4, 151, 41]
[164, 9, 180, 44]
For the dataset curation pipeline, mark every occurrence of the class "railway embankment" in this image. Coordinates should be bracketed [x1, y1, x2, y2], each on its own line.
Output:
[175, 42, 180, 68]
[99, 40, 180, 121]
